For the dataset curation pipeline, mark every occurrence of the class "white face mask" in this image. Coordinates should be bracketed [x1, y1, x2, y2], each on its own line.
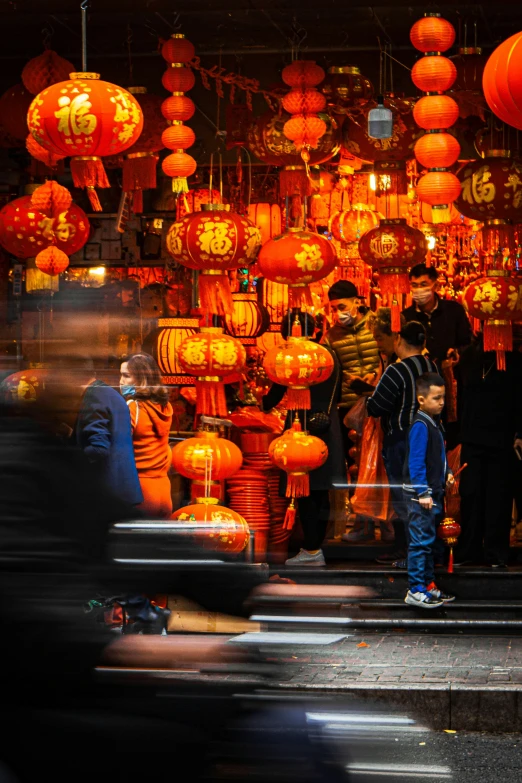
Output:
[411, 288, 434, 305]
[337, 310, 356, 327]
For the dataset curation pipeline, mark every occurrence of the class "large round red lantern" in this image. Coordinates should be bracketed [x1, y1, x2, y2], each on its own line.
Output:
[321, 65, 373, 111]
[343, 94, 418, 163]
[359, 218, 427, 330]
[172, 498, 249, 554]
[482, 33, 522, 130]
[257, 228, 337, 308]
[27, 72, 143, 210]
[121, 88, 164, 213]
[263, 336, 334, 410]
[410, 15, 455, 53]
[177, 327, 246, 417]
[166, 205, 261, 316]
[412, 57, 457, 93]
[413, 95, 460, 130]
[224, 292, 270, 345]
[171, 430, 243, 481]
[414, 132, 460, 169]
[455, 153, 522, 223]
[463, 272, 522, 369]
[21, 50, 75, 95]
[329, 205, 379, 243]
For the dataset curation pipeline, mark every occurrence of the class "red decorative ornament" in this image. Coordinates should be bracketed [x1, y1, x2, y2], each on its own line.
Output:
[282, 88, 326, 115]
[162, 124, 196, 150]
[30, 180, 72, 217]
[166, 205, 261, 316]
[172, 497, 249, 554]
[151, 316, 200, 384]
[224, 292, 270, 345]
[171, 430, 243, 481]
[321, 65, 373, 111]
[359, 218, 427, 330]
[416, 171, 461, 207]
[414, 132, 460, 168]
[343, 94, 418, 163]
[257, 227, 337, 308]
[0, 369, 49, 406]
[282, 60, 325, 88]
[177, 327, 246, 417]
[0, 84, 32, 142]
[437, 517, 461, 573]
[410, 15, 455, 53]
[21, 50, 75, 95]
[263, 335, 334, 410]
[162, 151, 197, 179]
[282, 60, 328, 161]
[283, 114, 327, 150]
[450, 47, 488, 119]
[161, 65, 196, 93]
[161, 94, 195, 121]
[35, 245, 69, 275]
[463, 272, 522, 369]
[413, 95, 460, 130]
[455, 152, 522, 223]
[412, 57, 457, 93]
[329, 205, 379, 243]
[162, 35, 196, 65]
[482, 33, 522, 130]
[27, 73, 143, 211]
[121, 88, 165, 214]
[25, 134, 65, 168]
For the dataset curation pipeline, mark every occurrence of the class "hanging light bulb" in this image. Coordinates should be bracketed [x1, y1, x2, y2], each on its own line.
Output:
[369, 173, 377, 191]
[368, 95, 393, 139]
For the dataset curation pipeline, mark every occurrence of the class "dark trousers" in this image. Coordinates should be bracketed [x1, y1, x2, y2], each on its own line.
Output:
[298, 491, 330, 551]
[458, 443, 514, 564]
[407, 489, 445, 591]
[382, 436, 408, 552]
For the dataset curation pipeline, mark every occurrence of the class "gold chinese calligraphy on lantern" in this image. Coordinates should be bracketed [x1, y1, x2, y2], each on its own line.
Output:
[55, 93, 97, 139]
[455, 154, 522, 221]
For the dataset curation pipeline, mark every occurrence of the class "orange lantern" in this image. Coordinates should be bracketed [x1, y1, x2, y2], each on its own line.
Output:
[414, 132, 460, 169]
[171, 430, 243, 481]
[282, 88, 326, 115]
[412, 57, 457, 93]
[329, 204, 379, 243]
[177, 327, 246, 417]
[283, 114, 327, 151]
[166, 205, 261, 316]
[0, 369, 49, 406]
[0, 84, 32, 142]
[247, 203, 282, 245]
[416, 171, 461, 217]
[321, 65, 373, 111]
[162, 35, 195, 64]
[282, 60, 325, 88]
[224, 292, 270, 345]
[410, 14, 455, 53]
[161, 65, 196, 93]
[27, 73, 143, 211]
[35, 245, 69, 276]
[437, 517, 461, 573]
[482, 33, 522, 130]
[30, 180, 72, 217]
[463, 272, 522, 369]
[121, 88, 165, 213]
[161, 95, 195, 122]
[268, 418, 328, 527]
[359, 218, 427, 330]
[282, 60, 327, 155]
[21, 50, 75, 95]
[263, 335, 334, 409]
[172, 497, 249, 554]
[257, 227, 337, 308]
[413, 95, 460, 130]
[151, 316, 200, 384]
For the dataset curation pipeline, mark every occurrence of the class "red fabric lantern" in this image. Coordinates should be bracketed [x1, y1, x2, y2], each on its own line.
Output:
[329, 205, 379, 243]
[450, 47, 487, 119]
[177, 327, 246, 417]
[27, 73, 143, 211]
[25, 134, 65, 168]
[151, 316, 200, 384]
[413, 95, 460, 130]
[482, 33, 522, 130]
[0, 84, 32, 142]
[161, 95, 195, 122]
[257, 228, 337, 308]
[359, 218, 427, 330]
[224, 292, 270, 345]
[343, 94, 418, 163]
[283, 114, 327, 150]
[414, 132, 460, 168]
[455, 153, 522, 222]
[412, 57, 457, 93]
[171, 497, 249, 554]
[437, 517, 461, 573]
[410, 14, 455, 53]
[35, 245, 69, 275]
[282, 60, 325, 88]
[30, 180, 72, 217]
[463, 272, 522, 369]
[121, 88, 164, 214]
[162, 151, 197, 181]
[161, 124, 196, 150]
[162, 34, 196, 65]
[321, 66, 373, 111]
[166, 205, 261, 316]
[0, 194, 89, 259]
[263, 336, 334, 410]
[161, 65, 196, 93]
[416, 172, 462, 220]
[282, 88, 326, 115]
[21, 50, 75, 95]
[171, 430, 243, 481]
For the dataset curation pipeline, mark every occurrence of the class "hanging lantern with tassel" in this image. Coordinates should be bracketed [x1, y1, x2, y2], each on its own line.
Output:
[268, 417, 328, 530]
[411, 13, 461, 224]
[171, 430, 243, 481]
[329, 204, 379, 243]
[121, 87, 164, 214]
[224, 291, 270, 346]
[172, 497, 249, 554]
[161, 33, 197, 194]
[166, 204, 261, 316]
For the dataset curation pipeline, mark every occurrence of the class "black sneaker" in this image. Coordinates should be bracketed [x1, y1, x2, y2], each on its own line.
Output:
[427, 582, 455, 603]
[405, 589, 443, 609]
[376, 550, 406, 565]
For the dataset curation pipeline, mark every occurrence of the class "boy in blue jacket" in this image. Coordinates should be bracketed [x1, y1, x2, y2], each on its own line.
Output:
[403, 373, 455, 609]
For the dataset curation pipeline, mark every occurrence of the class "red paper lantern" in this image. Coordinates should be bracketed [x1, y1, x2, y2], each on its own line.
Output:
[463, 272, 522, 369]
[0, 194, 89, 259]
[25, 134, 65, 168]
[414, 132, 460, 168]
[0, 84, 32, 142]
[27, 72, 143, 210]
[437, 517, 462, 572]
[282, 60, 325, 88]
[482, 33, 522, 130]
[410, 14, 455, 53]
[455, 153, 522, 222]
[161, 124, 196, 150]
[171, 498, 249, 554]
[120, 88, 165, 213]
[35, 245, 69, 275]
[162, 150, 197, 179]
[412, 57, 457, 93]
[450, 47, 488, 119]
[172, 430, 243, 481]
[329, 205, 379, 243]
[321, 65, 373, 110]
[257, 228, 337, 308]
[224, 292, 270, 345]
[21, 50, 75, 95]
[263, 337, 334, 410]
[162, 34, 195, 65]
[359, 218, 427, 330]
[283, 114, 327, 150]
[413, 95, 460, 130]
[282, 88, 326, 115]
[161, 65, 196, 93]
[416, 171, 461, 209]
[161, 94, 195, 122]
[166, 205, 261, 316]
[31, 180, 72, 217]
[177, 327, 246, 417]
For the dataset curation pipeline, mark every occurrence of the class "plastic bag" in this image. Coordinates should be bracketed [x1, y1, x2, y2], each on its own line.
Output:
[343, 397, 367, 437]
[351, 416, 390, 521]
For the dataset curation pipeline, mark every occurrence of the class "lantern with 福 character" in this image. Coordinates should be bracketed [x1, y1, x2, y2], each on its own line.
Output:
[171, 430, 243, 481]
[166, 205, 261, 316]
[462, 271, 522, 370]
[455, 152, 522, 223]
[177, 327, 246, 417]
[224, 292, 270, 345]
[257, 227, 337, 309]
[171, 497, 249, 554]
[268, 418, 328, 529]
[329, 204, 379, 243]
[437, 517, 461, 573]
[358, 218, 427, 331]
[27, 73, 143, 211]
[149, 316, 200, 384]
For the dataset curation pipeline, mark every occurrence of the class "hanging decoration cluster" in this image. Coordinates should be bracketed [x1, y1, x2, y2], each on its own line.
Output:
[121, 87, 164, 214]
[161, 34, 197, 194]
[281, 60, 327, 157]
[411, 14, 462, 223]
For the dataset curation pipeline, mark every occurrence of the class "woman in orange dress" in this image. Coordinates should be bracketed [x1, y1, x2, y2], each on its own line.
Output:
[120, 353, 173, 519]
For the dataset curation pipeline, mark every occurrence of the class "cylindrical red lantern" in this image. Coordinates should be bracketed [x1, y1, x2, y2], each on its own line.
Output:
[172, 497, 249, 554]
[321, 65, 373, 110]
[414, 132, 460, 169]
[224, 292, 270, 345]
[27, 73, 143, 211]
[247, 203, 282, 245]
[171, 430, 243, 481]
[177, 327, 246, 417]
[21, 50, 75, 95]
[410, 14, 455, 53]
[263, 336, 334, 410]
[413, 95, 460, 130]
[329, 205, 379, 243]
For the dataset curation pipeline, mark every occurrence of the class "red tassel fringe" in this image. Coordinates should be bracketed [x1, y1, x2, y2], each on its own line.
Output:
[123, 154, 157, 192]
[286, 472, 309, 499]
[194, 379, 228, 417]
[279, 167, 312, 198]
[288, 286, 313, 309]
[199, 274, 234, 316]
[283, 500, 297, 531]
[71, 157, 109, 213]
[285, 387, 311, 410]
[447, 546, 454, 574]
[484, 321, 512, 371]
[132, 190, 144, 214]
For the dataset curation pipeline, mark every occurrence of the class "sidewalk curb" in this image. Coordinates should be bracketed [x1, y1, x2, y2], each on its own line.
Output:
[274, 681, 522, 731]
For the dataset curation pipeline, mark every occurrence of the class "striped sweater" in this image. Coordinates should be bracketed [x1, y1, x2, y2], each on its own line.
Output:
[366, 354, 437, 441]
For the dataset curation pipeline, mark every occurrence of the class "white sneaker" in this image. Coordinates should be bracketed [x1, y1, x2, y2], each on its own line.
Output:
[404, 589, 443, 609]
[285, 548, 326, 567]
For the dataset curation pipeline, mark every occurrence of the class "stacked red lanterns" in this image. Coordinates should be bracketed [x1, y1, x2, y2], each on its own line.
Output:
[411, 14, 461, 223]
[177, 327, 246, 417]
[281, 60, 327, 156]
[27, 73, 143, 210]
[482, 32, 522, 130]
[121, 87, 165, 213]
[161, 33, 197, 193]
[463, 272, 522, 370]
[257, 227, 337, 308]
[166, 204, 261, 316]
[359, 218, 427, 330]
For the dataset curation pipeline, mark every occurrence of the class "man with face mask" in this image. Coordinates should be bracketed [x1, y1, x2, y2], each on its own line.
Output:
[403, 263, 472, 365]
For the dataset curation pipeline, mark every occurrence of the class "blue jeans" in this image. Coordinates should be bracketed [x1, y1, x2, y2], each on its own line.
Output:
[407, 489, 445, 592]
[382, 436, 409, 551]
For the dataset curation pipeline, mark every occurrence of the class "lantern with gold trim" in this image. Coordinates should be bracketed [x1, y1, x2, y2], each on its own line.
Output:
[172, 497, 249, 554]
[329, 204, 379, 243]
[224, 292, 270, 346]
[171, 430, 243, 482]
[151, 316, 200, 385]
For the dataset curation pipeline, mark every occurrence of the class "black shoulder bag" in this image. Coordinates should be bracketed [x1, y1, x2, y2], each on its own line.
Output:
[307, 360, 339, 435]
